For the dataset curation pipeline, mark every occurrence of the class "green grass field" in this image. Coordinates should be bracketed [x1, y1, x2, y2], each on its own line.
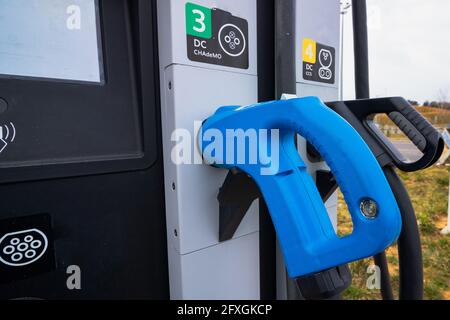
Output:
[339, 166, 450, 300]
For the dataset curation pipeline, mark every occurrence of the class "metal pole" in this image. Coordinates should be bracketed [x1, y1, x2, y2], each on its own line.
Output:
[274, 0, 301, 300]
[340, 1, 351, 100]
[340, 13, 345, 100]
[441, 173, 450, 235]
[352, 0, 395, 300]
[440, 129, 450, 235]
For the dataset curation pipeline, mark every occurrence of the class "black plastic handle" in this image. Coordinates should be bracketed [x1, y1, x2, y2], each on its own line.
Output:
[326, 97, 444, 172]
[389, 111, 426, 151]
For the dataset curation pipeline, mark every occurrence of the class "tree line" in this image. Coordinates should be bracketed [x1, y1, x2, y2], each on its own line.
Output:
[408, 100, 450, 110]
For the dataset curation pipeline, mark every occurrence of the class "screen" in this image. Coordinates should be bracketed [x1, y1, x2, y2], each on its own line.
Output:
[0, 0, 103, 83]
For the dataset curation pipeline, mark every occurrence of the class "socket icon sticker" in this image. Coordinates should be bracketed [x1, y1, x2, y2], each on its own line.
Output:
[186, 2, 249, 69]
[318, 49, 333, 80]
[0, 214, 55, 284]
[302, 38, 336, 84]
[0, 229, 48, 267]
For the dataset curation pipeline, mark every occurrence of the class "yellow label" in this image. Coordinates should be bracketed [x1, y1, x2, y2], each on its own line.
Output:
[302, 38, 316, 64]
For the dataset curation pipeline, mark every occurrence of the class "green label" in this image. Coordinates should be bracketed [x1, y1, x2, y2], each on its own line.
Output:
[186, 2, 212, 39]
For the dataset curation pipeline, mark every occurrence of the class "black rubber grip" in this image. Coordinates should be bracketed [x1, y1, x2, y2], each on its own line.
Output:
[391, 99, 438, 151]
[389, 112, 426, 152]
[385, 98, 444, 171]
[325, 97, 444, 172]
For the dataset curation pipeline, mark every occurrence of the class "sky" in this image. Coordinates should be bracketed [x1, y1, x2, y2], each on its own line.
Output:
[343, 0, 450, 103]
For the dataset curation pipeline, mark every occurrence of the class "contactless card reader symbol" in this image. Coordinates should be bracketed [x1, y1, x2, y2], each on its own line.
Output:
[0, 229, 48, 267]
[0, 122, 16, 154]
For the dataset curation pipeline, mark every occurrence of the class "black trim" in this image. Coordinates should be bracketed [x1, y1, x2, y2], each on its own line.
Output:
[274, 0, 296, 98]
[315, 170, 338, 202]
[0, 0, 160, 184]
[352, 0, 370, 100]
[257, 0, 277, 300]
[274, 0, 301, 300]
[218, 172, 261, 242]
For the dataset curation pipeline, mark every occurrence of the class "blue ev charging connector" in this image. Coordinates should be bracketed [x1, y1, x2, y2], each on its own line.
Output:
[199, 97, 402, 278]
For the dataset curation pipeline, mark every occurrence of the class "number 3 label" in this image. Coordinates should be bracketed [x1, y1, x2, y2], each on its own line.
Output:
[192, 9, 206, 33]
[186, 2, 212, 39]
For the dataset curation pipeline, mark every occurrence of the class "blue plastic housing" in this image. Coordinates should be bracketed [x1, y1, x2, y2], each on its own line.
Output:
[199, 97, 402, 278]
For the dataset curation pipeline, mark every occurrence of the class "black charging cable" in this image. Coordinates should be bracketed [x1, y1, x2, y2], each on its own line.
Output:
[352, 0, 423, 300]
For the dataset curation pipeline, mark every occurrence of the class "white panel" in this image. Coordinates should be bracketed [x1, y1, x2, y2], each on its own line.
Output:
[163, 65, 259, 255]
[158, 0, 260, 300]
[296, 83, 340, 102]
[296, 0, 341, 88]
[171, 232, 260, 300]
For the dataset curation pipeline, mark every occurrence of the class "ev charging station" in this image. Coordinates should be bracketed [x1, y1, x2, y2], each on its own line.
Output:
[0, 0, 444, 300]
[158, 0, 342, 299]
[158, 0, 261, 299]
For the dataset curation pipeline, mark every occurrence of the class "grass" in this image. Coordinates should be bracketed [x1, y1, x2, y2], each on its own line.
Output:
[375, 106, 450, 128]
[339, 166, 450, 300]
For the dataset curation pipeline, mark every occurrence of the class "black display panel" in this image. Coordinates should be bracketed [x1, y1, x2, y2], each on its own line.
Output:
[0, 0, 169, 299]
[0, 0, 158, 183]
